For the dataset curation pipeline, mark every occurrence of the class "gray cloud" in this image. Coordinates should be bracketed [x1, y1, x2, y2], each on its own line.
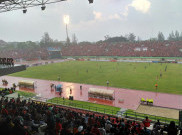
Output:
[0, 0, 182, 42]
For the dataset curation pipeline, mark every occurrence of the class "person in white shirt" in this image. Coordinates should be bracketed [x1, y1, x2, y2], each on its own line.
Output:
[105, 120, 112, 133]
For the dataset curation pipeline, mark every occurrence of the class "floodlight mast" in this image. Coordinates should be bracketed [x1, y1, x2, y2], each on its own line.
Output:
[0, 0, 93, 13]
[63, 15, 70, 44]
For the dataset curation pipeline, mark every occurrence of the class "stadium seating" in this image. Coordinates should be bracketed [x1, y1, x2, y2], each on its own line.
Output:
[0, 48, 49, 61]
[1, 41, 182, 61]
[61, 41, 182, 57]
[0, 96, 179, 135]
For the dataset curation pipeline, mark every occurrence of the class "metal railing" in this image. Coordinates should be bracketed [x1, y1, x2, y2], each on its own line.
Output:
[3, 95, 179, 126]
[47, 98, 119, 116]
[122, 111, 179, 126]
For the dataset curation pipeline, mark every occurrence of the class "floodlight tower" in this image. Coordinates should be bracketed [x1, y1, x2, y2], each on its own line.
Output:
[63, 15, 70, 44]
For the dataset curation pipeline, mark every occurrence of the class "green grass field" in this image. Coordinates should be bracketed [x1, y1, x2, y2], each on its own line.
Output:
[10, 61, 182, 94]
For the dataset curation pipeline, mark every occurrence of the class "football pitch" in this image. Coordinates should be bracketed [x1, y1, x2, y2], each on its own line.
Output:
[10, 61, 182, 95]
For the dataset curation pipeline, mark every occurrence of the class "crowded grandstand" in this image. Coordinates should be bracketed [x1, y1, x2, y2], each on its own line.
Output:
[1, 0, 182, 135]
[1, 41, 182, 61]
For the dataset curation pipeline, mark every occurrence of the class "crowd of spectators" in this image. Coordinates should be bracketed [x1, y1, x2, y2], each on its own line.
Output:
[0, 48, 49, 61]
[61, 41, 182, 57]
[1, 41, 182, 61]
[0, 87, 15, 96]
[0, 96, 180, 135]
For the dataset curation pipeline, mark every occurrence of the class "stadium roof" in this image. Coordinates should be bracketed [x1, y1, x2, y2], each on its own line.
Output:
[0, 0, 66, 13]
[0, 0, 93, 13]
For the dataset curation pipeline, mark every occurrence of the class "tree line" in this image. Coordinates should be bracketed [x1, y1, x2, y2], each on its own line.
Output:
[1, 30, 182, 51]
[101, 30, 182, 43]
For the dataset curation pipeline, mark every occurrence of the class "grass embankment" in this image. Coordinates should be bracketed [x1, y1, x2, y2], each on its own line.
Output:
[16, 90, 36, 97]
[47, 97, 120, 115]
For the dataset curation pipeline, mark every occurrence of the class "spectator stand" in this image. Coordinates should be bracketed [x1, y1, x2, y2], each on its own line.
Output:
[16, 94, 180, 126]
[1, 96, 180, 135]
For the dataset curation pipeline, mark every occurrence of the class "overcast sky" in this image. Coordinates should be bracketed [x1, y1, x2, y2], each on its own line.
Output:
[0, 0, 182, 42]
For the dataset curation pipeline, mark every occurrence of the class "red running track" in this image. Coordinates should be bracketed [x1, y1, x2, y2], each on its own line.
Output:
[0, 76, 182, 110]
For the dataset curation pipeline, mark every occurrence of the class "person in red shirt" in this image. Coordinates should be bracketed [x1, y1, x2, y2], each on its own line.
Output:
[136, 124, 142, 134]
[143, 116, 151, 127]
[55, 118, 62, 135]
[132, 120, 137, 126]
[91, 124, 101, 135]
[1, 105, 8, 116]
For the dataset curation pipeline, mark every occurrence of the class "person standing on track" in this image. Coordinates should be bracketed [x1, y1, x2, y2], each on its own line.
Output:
[70, 88, 72, 94]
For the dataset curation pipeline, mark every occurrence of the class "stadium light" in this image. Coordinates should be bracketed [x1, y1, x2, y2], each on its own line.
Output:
[88, 0, 93, 4]
[41, 5, 46, 10]
[23, 8, 27, 14]
[64, 15, 70, 25]
[63, 15, 70, 44]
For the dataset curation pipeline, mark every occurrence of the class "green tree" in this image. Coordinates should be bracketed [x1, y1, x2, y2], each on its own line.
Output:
[150, 37, 157, 41]
[104, 35, 110, 40]
[175, 30, 180, 41]
[157, 32, 165, 41]
[168, 31, 175, 41]
[180, 32, 182, 41]
[128, 33, 136, 42]
[66, 37, 71, 45]
[104, 35, 128, 43]
[72, 34, 78, 44]
[40, 32, 53, 47]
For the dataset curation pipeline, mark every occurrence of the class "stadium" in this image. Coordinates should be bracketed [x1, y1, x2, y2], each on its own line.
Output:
[0, 0, 182, 135]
